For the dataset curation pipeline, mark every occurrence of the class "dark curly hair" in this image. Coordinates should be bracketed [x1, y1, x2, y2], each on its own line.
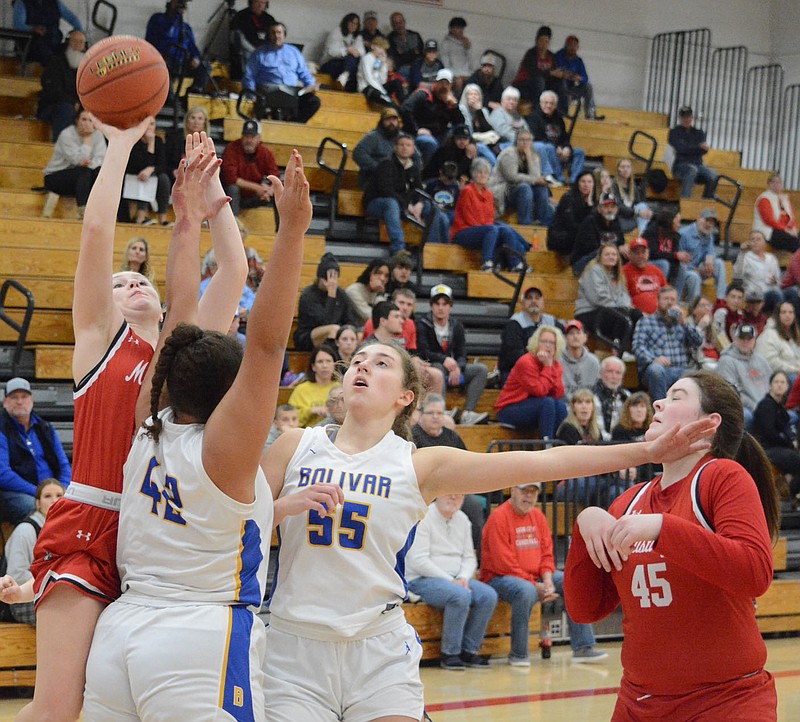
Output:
[144, 323, 243, 442]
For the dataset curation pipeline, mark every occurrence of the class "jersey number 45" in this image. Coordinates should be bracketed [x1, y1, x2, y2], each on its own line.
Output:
[631, 562, 673, 608]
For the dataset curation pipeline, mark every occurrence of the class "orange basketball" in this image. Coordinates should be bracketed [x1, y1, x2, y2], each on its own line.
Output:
[77, 35, 169, 128]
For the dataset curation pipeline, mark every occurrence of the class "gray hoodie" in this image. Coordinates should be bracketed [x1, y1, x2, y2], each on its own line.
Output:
[715, 343, 772, 411]
[560, 348, 601, 398]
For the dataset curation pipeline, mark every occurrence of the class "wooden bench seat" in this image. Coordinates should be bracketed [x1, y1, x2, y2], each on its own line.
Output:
[0, 623, 36, 687]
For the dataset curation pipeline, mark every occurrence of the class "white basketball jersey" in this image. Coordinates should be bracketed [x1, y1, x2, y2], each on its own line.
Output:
[269, 425, 428, 640]
[118, 408, 273, 608]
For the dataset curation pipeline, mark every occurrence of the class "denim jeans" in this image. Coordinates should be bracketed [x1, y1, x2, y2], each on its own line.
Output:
[686, 257, 728, 302]
[507, 184, 554, 226]
[496, 396, 568, 438]
[474, 143, 497, 166]
[0, 490, 35, 523]
[488, 570, 596, 659]
[650, 259, 695, 302]
[453, 223, 530, 264]
[534, 142, 586, 183]
[414, 134, 439, 168]
[408, 577, 498, 656]
[365, 196, 405, 253]
[642, 362, 685, 404]
[672, 162, 719, 199]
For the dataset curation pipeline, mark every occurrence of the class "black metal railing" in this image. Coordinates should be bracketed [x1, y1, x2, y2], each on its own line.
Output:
[316, 137, 348, 242]
[738, 64, 784, 172]
[0, 279, 35, 378]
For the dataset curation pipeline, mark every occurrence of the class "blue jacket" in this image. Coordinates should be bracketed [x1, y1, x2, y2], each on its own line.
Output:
[242, 42, 315, 91]
[553, 49, 588, 85]
[145, 11, 202, 70]
[678, 221, 717, 267]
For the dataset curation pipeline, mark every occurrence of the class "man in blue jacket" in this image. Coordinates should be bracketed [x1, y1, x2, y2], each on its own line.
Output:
[1, 378, 71, 523]
[553, 35, 602, 120]
[667, 106, 720, 199]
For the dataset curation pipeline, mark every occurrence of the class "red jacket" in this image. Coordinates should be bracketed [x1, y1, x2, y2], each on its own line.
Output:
[623, 262, 667, 314]
[495, 353, 564, 412]
[480, 500, 555, 584]
[450, 182, 495, 238]
[220, 139, 279, 199]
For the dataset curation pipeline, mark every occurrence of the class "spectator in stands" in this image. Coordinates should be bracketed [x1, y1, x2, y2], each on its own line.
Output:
[547, 169, 594, 255]
[756, 302, 800, 378]
[357, 37, 405, 110]
[592, 356, 631, 440]
[406, 490, 497, 670]
[553, 35, 601, 119]
[488, 128, 554, 228]
[13, 0, 83, 65]
[400, 69, 465, 167]
[642, 209, 694, 301]
[146, 0, 210, 94]
[229, 0, 276, 78]
[387, 11, 423, 79]
[164, 106, 210, 178]
[42, 107, 105, 219]
[0, 378, 71, 523]
[453, 157, 532, 271]
[294, 253, 357, 351]
[353, 107, 412, 188]
[263, 403, 299, 451]
[667, 105, 719, 199]
[36, 28, 84, 142]
[416, 284, 489, 426]
[123, 117, 171, 226]
[363, 133, 448, 253]
[753, 173, 799, 252]
[570, 192, 626, 276]
[319, 13, 365, 93]
[364, 299, 401, 345]
[360, 10, 384, 52]
[314, 386, 346, 428]
[465, 53, 503, 111]
[362, 291, 415, 346]
[716, 323, 772, 430]
[220, 119, 279, 223]
[622, 236, 668, 315]
[742, 290, 769, 337]
[712, 281, 745, 348]
[2, 478, 64, 624]
[439, 17, 473, 96]
[612, 158, 652, 234]
[591, 167, 613, 204]
[409, 39, 444, 92]
[528, 90, 586, 184]
[499, 286, 561, 381]
[488, 86, 530, 149]
[611, 391, 653, 444]
[632, 286, 704, 402]
[735, 230, 784, 314]
[512, 25, 560, 105]
[346, 258, 390, 327]
[385, 250, 420, 297]
[687, 296, 720, 370]
[425, 160, 460, 221]
[575, 243, 639, 353]
[333, 325, 358, 366]
[560, 320, 601, 399]
[495, 325, 568, 436]
[118, 237, 155, 283]
[458, 84, 501, 163]
[678, 207, 727, 305]
[424, 124, 476, 182]
[287, 345, 339, 427]
[753, 371, 800, 506]
[242, 22, 321, 124]
[480, 482, 607, 665]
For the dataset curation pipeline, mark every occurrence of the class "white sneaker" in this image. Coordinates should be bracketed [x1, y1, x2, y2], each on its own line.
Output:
[621, 351, 636, 363]
[459, 410, 488, 426]
[572, 647, 608, 663]
[508, 655, 531, 667]
[544, 174, 564, 187]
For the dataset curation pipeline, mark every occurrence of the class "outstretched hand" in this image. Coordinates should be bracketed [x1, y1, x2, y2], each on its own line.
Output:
[172, 131, 228, 225]
[90, 114, 152, 148]
[645, 418, 716, 464]
[269, 149, 312, 237]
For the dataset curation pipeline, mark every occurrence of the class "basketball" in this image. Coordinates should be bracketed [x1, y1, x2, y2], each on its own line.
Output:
[77, 35, 169, 128]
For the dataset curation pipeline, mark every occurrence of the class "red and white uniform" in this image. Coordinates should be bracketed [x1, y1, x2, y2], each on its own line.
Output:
[565, 456, 777, 721]
[32, 323, 153, 604]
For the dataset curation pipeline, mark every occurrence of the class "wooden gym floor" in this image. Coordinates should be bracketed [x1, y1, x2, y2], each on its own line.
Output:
[0, 638, 797, 720]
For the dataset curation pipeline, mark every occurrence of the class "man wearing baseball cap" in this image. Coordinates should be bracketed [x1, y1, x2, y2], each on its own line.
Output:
[400, 66, 465, 167]
[409, 39, 444, 91]
[716, 323, 772, 430]
[667, 105, 720, 199]
[1, 378, 72, 523]
[622, 237, 668, 314]
[361, 10, 384, 51]
[415, 284, 489, 425]
[465, 53, 503, 110]
[440, 17, 472, 95]
[678, 207, 727, 304]
[353, 106, 419, 188]
[221, 119, 280, 222]
[570, 192, 625, 276]
[560, 320, 601, 398]
[480, 483, 607, 665]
